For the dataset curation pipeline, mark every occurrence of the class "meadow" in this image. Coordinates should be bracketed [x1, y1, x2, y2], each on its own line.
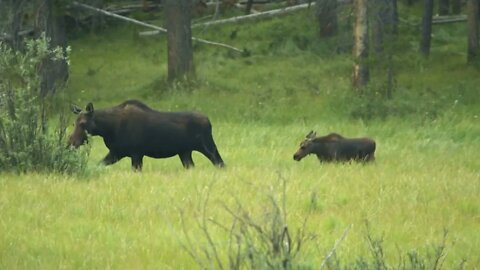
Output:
[1, 6, 480, 269]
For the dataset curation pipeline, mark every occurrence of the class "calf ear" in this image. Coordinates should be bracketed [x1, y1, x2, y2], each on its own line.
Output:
[306, 130, 316, 139]
[71, 105, 82, 114]
[85, 102, 94, 113]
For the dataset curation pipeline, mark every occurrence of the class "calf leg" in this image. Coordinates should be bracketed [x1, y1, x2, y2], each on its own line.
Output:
[131, 155, 144, 171]
[199, 148, 225, 167]
[179, 152, 195, 169]
[102, 151, 121, 166]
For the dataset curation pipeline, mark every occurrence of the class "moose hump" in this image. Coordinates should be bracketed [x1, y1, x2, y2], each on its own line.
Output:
[68, 100, 225, 171]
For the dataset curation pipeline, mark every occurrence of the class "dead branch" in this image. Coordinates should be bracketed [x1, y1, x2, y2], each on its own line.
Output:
[191, 0, 351, 28]
[71, 1, 243, 53]
[319, 224, 353, 270]
[197, 186, 225, 270]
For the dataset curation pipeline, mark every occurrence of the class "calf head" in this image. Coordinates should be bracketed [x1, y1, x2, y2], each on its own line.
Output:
[68, 102, 95, 148]
[293, 131, 316, 161]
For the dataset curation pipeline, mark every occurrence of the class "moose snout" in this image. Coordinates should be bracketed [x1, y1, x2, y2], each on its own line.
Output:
[67, 132, 88, 149]
[293, 154, 302, 161]
[67, 136, 81, 149]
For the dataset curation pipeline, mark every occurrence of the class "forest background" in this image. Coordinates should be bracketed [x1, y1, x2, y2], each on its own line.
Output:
[0, 0, 479, 269]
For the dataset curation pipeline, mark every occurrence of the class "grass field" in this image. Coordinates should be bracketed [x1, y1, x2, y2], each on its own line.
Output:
[1, 7, 480, 270]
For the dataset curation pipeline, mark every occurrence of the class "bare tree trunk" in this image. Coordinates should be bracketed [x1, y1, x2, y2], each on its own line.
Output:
[438, 0, 450, 15]
[372, 0, 396, 97]
[245, 0, 254, 14]
[9, 0, 23, 49]
[90, 0, 105, 32]
[352, 0, 369, 89]
[372, 0, 389, 53]
[452, 0, 461, 14]
[392, 0, 398, 34]
[34, 0, 69, 96]
[420, 0, 434, 57]
[467, 0, 479, 63]
[165, 0, 194, 81]
[316, 0, 338, 37]
[1, 0, 25, 49]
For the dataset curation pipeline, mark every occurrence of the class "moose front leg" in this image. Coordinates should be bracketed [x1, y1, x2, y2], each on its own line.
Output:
[179, 152, 195, 169]
[102, 151, 121, 166]
[131, 155, 144, 171]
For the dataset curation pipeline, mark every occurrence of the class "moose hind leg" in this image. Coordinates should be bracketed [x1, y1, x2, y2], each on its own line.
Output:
[179, 152, 195, 169]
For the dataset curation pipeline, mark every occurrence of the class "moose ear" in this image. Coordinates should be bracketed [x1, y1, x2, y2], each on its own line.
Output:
[71, 104, 82, 114]
[85, 102, 94, 113]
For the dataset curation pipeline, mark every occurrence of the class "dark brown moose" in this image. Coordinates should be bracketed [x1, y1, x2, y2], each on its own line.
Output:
[68, 100, 225, 171]
[293, 131, 376, 162]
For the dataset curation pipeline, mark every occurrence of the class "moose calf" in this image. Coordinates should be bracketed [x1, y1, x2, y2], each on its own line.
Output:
[293, 131, 376, 162]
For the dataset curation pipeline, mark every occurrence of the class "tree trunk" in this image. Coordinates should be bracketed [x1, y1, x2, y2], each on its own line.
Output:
[352, 0, 369, 89]
[316, 0, 338, 37]
[392, 0, 399, 34]
[438, 0, 450, 15]
[245, 0, 254, 14]
[1, 0, 25, 49]
[467, 0, 479, 63]
[372, 0, 389, 53]
[420, 0, 434, 57]
[165, 0, 194, 81]
[34, 0, 69, 96]
[451, 0, 461, 14]
[372, 0, 396, 97]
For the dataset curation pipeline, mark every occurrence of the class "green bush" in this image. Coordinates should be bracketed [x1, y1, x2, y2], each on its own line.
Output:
[0, 35, 89, 174]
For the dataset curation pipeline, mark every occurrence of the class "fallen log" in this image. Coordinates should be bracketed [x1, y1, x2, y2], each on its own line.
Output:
[193, 2, 314, 28]
[432, 15, 467, 24]
[0, 29, 34, 41]
[139, 0, 351, 36]
[71, 1, 243, 53]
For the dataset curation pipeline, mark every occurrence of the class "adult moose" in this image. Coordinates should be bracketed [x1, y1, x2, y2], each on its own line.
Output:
[293, 131, 376, 162]
[68, 100, 225, 171]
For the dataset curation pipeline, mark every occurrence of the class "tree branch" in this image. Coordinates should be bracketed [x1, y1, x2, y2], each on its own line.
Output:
[319, 224, 352, 270]
[71, 1, 243, 53]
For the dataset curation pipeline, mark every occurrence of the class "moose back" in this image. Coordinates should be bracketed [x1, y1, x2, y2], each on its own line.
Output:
[68, 100, 225, 171]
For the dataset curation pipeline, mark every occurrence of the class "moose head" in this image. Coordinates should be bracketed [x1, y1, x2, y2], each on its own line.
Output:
[293, 130, 317, 161]
[68, 103, 95, 148]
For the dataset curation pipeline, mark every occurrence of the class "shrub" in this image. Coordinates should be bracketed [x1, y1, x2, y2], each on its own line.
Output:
[0, 35, 89, 174]
[180, 178, 465, 270]
[323, 226, 465, 270]
[180, 177, 316, 270]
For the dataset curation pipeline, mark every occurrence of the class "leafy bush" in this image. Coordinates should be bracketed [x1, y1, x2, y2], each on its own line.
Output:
[0, 35, 89, 174]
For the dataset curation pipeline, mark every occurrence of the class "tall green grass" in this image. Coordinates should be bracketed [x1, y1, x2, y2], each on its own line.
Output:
[1, 6, 479, 270]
